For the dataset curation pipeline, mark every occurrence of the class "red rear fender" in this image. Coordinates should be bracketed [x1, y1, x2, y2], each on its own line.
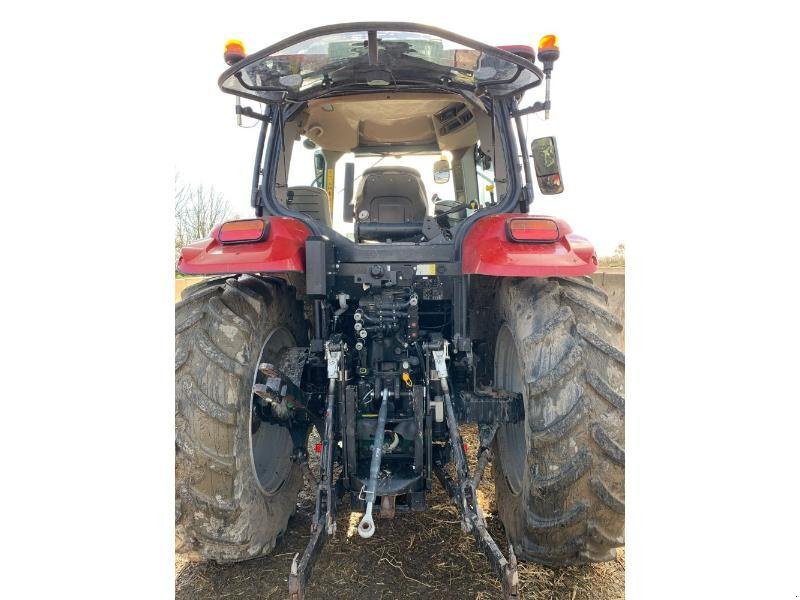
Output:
[461, 214, 598, 277]
[177, 214, 597, 278]
[177, 217, 311, 275]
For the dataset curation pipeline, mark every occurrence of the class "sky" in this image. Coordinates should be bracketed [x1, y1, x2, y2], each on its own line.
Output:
[172, 5, 628, 256]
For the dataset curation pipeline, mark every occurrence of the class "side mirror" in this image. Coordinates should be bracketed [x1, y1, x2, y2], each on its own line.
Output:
[313, 151, 325, 188]
[531, 136, 564, 194]
[433, 159, 451, 184]
[342, 162, 355, 223]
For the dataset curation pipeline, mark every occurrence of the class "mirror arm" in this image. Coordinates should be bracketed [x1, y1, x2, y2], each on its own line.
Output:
[511, 100, 550, 118]
[250, 114, 271, 214]
[236, 104, 271, 123]
[513, 102, 534, 213]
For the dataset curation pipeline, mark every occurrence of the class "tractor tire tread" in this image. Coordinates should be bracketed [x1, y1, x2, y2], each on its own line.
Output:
[492, 276, 624, 566]
[175, 275, 307, 563]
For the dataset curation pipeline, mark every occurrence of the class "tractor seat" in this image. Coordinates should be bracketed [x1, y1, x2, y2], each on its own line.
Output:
[354, 166, 428, 223]
[285, 186, 332, 227]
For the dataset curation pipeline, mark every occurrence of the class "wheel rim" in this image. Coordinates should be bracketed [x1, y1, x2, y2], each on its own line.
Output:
[249, 327, 296, 496]
[494, 324, 527, 495]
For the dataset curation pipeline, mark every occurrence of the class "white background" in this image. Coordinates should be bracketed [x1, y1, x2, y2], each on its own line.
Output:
[1, 1, 798, 598]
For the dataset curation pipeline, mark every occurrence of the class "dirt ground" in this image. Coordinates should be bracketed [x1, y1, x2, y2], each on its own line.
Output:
[175, 425, 624, 600]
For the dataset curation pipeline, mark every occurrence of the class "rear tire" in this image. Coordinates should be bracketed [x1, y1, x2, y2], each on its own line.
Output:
[175, 275, 308, 562]
[491, 276, 624, 565]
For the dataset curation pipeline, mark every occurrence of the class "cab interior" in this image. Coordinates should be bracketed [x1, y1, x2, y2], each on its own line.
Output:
[275, 91, 507, 242]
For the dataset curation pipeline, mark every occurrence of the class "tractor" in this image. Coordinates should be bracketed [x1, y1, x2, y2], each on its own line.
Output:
[175, 22, 624, 599]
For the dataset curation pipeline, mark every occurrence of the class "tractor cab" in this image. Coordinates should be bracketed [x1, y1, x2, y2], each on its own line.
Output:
[216, 24, 553, 253]
[283, 89, 498, 242]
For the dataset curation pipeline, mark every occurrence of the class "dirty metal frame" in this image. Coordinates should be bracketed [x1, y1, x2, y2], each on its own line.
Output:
[288, 340, 344, 600]
[433, 419, 519, 598]
[287, 336, 524, 599]
[429, 340, 520, 599]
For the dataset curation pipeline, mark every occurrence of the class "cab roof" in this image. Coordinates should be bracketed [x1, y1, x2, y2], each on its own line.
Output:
[219, 22, 543, 104]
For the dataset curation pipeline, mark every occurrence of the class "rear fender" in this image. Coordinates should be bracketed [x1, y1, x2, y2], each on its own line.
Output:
[461, 214, 598, 277]
[176, 216, 311, 275]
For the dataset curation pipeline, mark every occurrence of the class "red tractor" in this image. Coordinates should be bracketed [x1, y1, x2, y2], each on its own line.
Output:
[176, 23, 624, 599]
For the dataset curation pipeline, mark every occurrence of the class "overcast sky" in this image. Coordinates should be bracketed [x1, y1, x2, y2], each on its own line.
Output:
[173, 5, 628, 255]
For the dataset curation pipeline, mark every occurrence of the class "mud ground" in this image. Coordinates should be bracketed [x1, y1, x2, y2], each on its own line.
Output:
[176, 426, 624, 600]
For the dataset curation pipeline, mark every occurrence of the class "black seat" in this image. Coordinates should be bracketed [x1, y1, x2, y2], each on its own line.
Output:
[354, 166, 428, 223]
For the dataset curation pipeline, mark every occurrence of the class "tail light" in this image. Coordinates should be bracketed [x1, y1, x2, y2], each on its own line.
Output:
[217, 218, 269, 244]
[506, 218, 560, 242]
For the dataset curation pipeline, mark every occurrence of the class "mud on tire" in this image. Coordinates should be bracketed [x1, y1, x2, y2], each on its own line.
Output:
[175, 275, 308, 562]
[491, 276, 624, 565]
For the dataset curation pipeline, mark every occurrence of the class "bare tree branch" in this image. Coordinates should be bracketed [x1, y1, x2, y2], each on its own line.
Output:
[175, 173, 231, 261]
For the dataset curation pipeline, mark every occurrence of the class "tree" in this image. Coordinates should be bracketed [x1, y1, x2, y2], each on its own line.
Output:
[599, 243, 625, 268]
[175, 173, 230, 262]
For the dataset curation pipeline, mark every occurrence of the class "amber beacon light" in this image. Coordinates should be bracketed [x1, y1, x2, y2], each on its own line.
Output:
[224, 39, 246, 65]
[537, 35, 560, 67]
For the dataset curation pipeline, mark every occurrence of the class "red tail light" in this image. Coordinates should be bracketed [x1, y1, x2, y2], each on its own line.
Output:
[506, 218, 560, 242]
[217, 219, 268, 244]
